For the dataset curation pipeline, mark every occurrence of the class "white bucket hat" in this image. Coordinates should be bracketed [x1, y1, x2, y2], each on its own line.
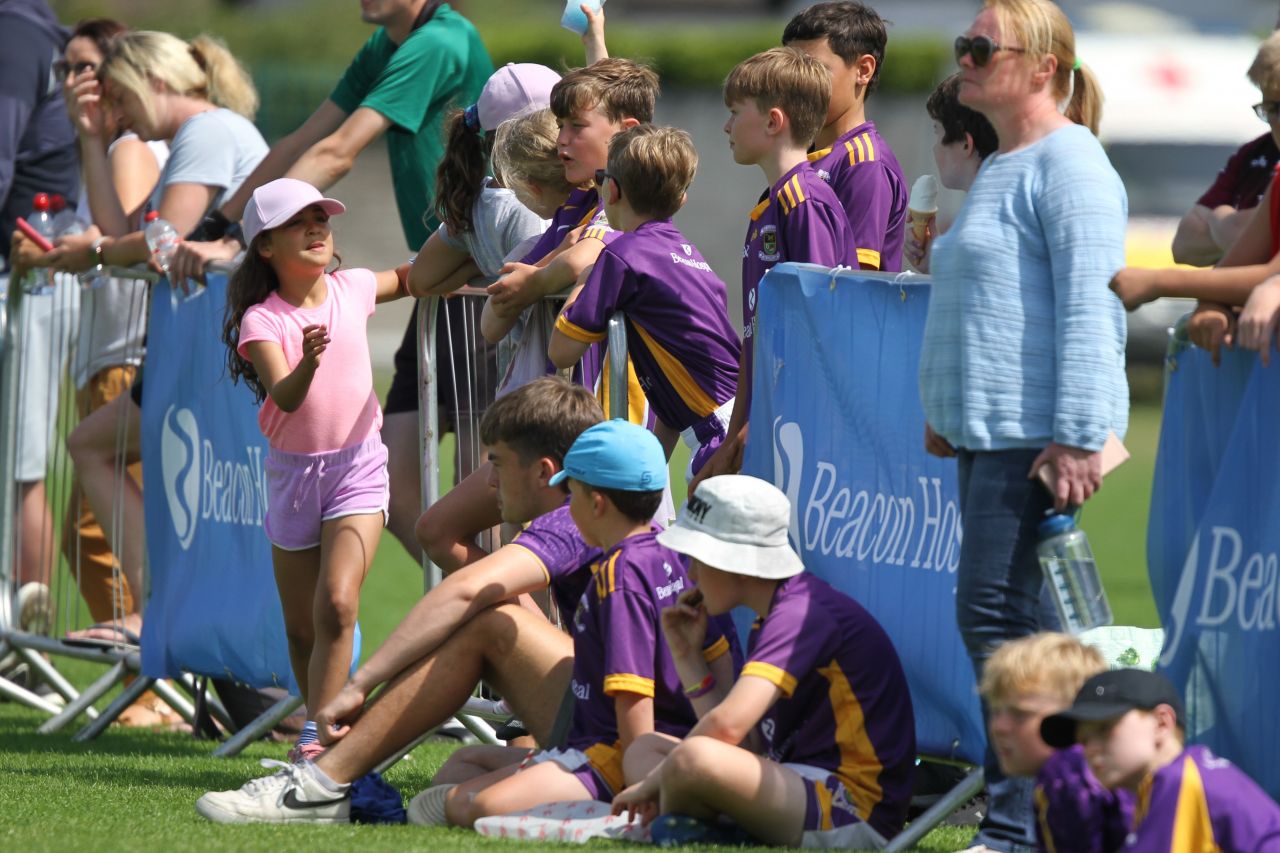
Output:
[657, 475, 804, 579]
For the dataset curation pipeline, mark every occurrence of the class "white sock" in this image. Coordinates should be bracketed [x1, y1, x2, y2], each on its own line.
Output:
[408, 784, 456, 826]
[304, 761, 349, 794]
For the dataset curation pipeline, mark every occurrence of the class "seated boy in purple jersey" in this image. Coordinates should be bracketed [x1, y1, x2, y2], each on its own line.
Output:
[613, 475, 915, 849]
[195, 378, 614, 825]
[1041, 669, 1280, 852]
[416, 57, 660, 570]
[980, 632, 1132, 853]
[693, 48, 857, 490]
[783, 1, 908, 272]
[548, 124, 741, 478]
[421, 420, 737, 829]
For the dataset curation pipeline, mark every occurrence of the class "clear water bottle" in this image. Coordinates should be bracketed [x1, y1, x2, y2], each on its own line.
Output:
[1037, 513, 1113, 634]
[50, 194, 87, 238]
[143, 211, 180, 271]
[24, 193, 56, 294]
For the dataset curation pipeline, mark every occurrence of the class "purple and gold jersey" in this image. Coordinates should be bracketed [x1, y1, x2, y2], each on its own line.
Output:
[509, 502, 603, 619]
[743, 572, 915, 839]
[1035, 745, 1133, 853]
[555, 219, 740, 433]
[1125, 745, 1280, 852]
[519, 186, 615, 266]
[808, 121, 907, 273]
[566, 532, 735, 772]
[741, 162, 854, 410]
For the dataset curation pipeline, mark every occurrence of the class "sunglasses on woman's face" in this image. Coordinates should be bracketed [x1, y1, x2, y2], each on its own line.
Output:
[53, 59, 97, 80]
[1254, 101, 1280, 123]
[954, 35, 1026, 68]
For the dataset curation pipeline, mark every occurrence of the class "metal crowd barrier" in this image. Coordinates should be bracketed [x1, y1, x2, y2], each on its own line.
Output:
[0, 263, 218, 737]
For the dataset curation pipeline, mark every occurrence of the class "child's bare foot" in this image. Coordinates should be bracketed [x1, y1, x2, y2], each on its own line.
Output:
[1109, 267, 1160, 311]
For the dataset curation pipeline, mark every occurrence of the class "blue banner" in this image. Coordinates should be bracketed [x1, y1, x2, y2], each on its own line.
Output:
[741, 264, 985, 764]
[140, 273, 300, 690]
[1149, 342, 1280, 798]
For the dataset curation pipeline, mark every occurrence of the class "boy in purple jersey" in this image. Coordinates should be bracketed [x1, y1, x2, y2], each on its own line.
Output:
[614, 475, 915, 849]
[549, 125, 741, 477]
[1041, 669, 1280, 853]
[693, 48, 857, 489]
[979, 632, 1132, 853]
[195, 378, 613, 824]
[427, 421, 738, 827]
[783, 1, 908, 272]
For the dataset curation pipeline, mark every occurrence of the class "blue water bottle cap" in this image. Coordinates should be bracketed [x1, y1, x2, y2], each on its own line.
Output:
[1038, 513, 1076, 538]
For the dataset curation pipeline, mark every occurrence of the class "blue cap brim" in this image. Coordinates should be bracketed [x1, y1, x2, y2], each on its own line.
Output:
[548, 470, 569, 486]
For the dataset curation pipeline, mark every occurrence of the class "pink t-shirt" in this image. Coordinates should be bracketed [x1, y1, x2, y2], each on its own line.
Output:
[237, 268, 382, 453]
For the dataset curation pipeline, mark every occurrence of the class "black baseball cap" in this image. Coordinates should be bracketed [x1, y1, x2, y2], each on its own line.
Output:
[1040, 669, 1185, 749]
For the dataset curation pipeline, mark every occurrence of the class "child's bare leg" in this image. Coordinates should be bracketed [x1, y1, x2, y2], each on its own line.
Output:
[434, 744, 532, 786]
[415, 463, 502, 574]
[272, 545, 321, 705]
[659, 736, 809, 847]
[309, 512, 381, 713]
[446, 757, 594, 828]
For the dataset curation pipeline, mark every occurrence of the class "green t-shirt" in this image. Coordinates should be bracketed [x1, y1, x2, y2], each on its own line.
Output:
[329, 4, 492, 249]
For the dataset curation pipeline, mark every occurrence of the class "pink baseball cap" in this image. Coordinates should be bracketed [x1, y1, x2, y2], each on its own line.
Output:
[476, 62, 562, 131]
[242, 178, 346, 246]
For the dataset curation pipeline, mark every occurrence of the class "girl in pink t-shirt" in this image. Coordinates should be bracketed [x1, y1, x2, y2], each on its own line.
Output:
[222, 178, 411, 761]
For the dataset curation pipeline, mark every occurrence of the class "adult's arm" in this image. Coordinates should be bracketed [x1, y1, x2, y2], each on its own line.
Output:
[283, 106, 390, 194]
[1171, 204, 1226, 267]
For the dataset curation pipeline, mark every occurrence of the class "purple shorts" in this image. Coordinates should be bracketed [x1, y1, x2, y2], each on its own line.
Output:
[796, 767, 865, 832]
[264, 435, 389, 551]
[530, 744, 623, 802]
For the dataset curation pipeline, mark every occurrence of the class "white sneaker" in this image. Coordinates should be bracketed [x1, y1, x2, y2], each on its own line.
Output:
[406, 783, 455, 826]
[17, 582, 53, 635]
[195, 760, 350, 824]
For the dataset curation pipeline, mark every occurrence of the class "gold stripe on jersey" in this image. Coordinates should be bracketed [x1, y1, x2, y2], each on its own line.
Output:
[631, 323, 719, 418]
[598, 351, 648, 424]
[846, 132, 878, 165]
[808, 145, 833, 163]
[750, 198, 771, 221]
[581, 225, 611, 243]
[1170, 756, 1216, 852]
[702, 635, 731, 662]
[576, 205, 601, 228]
[819, 658, 885, 822]
[861, 132, 876, 161]
[1034, 788, 1059, 853]
[555, 314, 608, 344]
[592, 551, 621, 599]
[856, 248, 882, 269]
[603, 673, 656, 698]
[812, 779, 836, 830]
[778, 175, 809, 216]
[742, 661, 799, 696]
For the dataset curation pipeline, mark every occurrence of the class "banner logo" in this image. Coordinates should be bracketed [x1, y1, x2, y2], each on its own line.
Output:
[161, 405, 201, 550]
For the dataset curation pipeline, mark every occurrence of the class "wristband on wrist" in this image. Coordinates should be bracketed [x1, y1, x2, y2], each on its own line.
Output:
[683, 673, 716, 699]
[90, 236, 107, 268]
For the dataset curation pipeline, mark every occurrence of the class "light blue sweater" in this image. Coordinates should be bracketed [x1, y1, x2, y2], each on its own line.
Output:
[919, 124, 1129, 452]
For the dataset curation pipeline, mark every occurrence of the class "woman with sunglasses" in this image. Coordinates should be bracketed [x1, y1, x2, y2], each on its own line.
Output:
[918, 2, 1128, 851]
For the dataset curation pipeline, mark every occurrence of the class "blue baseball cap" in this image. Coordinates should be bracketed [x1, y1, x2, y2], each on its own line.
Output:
[549, 420, 668, 492]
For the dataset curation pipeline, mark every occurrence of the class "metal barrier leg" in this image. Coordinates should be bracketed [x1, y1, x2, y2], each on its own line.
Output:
[37, 659, 127, 734]
[211, 694, 304, 758]
[12, 641, 85, 711]
[171, 674, 236, 733]
[72, 675, 155, 741]
[148, 678, 197, 725]
[884, 767, 985, 853]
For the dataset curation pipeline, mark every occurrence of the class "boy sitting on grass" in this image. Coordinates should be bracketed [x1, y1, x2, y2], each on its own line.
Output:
[1041, 668, 1280, 850]
[419, 420, 737, 829]
[979, 632, 1132, 853]
[548, 124, 740, 479]
[613, 475, 914, 849]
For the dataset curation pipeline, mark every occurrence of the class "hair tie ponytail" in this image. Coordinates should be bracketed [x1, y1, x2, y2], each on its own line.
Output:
[189, 42, 207, 71]
[1072, 57, 1082, 71]
[463, 104, 482, 134]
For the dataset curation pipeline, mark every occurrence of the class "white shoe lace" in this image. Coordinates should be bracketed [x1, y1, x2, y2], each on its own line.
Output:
[237, 759, 296, 798]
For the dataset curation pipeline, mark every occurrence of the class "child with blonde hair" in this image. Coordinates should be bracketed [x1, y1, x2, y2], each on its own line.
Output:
[978, 633, 1130, 853]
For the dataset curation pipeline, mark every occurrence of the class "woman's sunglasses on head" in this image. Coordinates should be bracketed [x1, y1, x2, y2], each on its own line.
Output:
[954, 35, 1026, 68]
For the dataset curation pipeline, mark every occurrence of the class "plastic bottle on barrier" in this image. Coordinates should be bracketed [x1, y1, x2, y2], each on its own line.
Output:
[144, 210, 180, 271]
[25, 192, 57, 294]
[1037, 513, 1113, 634]
[50, 194, 87, 238]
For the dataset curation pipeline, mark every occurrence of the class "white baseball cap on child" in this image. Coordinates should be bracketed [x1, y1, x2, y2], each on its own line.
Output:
[242, 178, 346, 246]
[474, 62, 562, 131]
[656, 475, 805, 579]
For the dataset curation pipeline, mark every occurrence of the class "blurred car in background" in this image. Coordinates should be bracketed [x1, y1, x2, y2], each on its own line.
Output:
[1080, 31, 1266, 362]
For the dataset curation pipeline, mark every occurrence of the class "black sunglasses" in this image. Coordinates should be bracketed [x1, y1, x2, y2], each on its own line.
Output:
[954, 35, 1026, 68]
[594, 169, 618, 195]
[53, 59, 97, 80]
[1255, 101, 1280, 123]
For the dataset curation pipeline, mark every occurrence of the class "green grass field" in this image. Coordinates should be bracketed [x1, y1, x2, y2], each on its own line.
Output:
[0, 393, 1165, 851]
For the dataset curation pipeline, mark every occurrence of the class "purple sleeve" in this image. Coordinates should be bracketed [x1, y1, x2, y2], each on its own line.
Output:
[519, 222, 562, 265]
[1034, 747, 1132, 853]
[511, 507, 593, 588]
[741, 592, 835, 697]
[833, 162, 894, 270]
[782, 200, 849, 269]
[600, 590, 660, 698]
[556, 248, 629, 342]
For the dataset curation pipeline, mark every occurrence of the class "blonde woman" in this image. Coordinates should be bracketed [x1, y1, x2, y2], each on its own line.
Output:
[917, 1, 1128, 850]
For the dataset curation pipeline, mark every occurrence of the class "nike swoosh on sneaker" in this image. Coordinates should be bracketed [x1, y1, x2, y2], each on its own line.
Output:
[281, 789, 344, 811]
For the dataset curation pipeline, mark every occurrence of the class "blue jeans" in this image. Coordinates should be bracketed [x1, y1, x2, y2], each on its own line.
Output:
[955, 448, 1058, 853]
